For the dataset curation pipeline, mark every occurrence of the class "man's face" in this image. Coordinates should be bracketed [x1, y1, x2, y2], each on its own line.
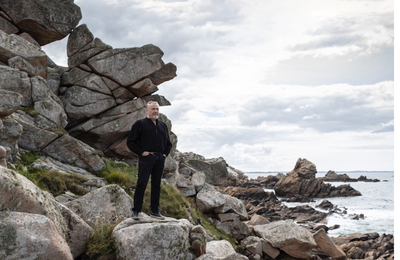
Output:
[147, 103, 159, 120]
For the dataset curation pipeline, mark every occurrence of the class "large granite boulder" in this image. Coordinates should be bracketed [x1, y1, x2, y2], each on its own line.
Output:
[64, 184, 133, 227]
[253, 219, 317, 259]
[112, 217, 194, 260]
[0, 0, 82, 45]
[0, 211, 74, 260]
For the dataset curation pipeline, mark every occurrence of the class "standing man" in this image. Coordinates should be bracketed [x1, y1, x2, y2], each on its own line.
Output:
[127, 101, 172, 219]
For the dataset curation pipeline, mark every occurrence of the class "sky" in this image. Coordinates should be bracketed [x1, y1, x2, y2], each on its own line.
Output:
[42, 0, 395, 172]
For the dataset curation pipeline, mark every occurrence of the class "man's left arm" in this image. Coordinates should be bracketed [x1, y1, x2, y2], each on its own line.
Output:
[162, 122, 172, 157]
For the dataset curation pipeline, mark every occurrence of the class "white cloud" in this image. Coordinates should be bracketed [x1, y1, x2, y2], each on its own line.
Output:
[42, 0, 394, 172]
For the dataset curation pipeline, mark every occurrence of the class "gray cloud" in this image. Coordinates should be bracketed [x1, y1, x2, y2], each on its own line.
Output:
[264, 47, 393, 85]
[237, 89, 393, 133]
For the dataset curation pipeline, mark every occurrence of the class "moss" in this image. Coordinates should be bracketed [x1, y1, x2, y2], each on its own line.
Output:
[0, 222, 17, 257]
[18, 107, 39, 116]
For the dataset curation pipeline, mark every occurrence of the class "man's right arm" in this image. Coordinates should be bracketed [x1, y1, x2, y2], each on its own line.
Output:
[126, 120, 145, 156]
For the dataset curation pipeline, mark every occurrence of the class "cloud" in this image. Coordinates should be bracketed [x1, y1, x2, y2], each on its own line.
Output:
[41, 0, 394, 171]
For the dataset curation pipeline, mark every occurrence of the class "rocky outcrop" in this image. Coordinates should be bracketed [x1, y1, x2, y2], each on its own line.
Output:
[274, 158, 362, 198]
[319, 170, 380, 182]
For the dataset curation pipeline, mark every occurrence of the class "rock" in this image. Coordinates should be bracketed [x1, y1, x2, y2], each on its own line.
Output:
[61, 85, 116, 122]
[0, 89, 22, 117]
[189, 225, 207, 257]
[56, 203, 94, 258]
[0, 145, 6, 167]
[196, 183, 226, 213]
[313, 228, 346, 260]
[12, 111, 59, 150]
[316, 199, 334, 210]
[0, 0, 82, 45]
[0, 65, 32, 107]
[187, 157, 228, 186]
[240, 236, 263, 256]
[0, 14, 19, 34]
[0, 31, 47, 78]
[215, 193, 248, 221]
[248, 214, 270, 226]
[176, 174, 196, 197]
[87, 44, 164, 86]
[0, 211, 74, 260]
[0, 167, 68, 236]
[200, 240, 248, 260]
[274, 158, 362, 198]
[148, 62, 177, 85]
[64, 184, 133, 227]
[214, 213, 251, 240]
[0, 116, 23, 161]
[253, 219, 317, 259]
[112, 217, 193, 260]
[126, 78, 158, 97]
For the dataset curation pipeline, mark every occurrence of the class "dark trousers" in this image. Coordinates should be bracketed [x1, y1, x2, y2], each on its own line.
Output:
[133, 154, 165, 213]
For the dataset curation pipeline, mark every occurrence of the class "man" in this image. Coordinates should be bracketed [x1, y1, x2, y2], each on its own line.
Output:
[126, 101, 172, 220]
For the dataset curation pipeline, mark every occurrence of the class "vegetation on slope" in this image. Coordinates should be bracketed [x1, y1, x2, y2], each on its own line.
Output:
[13, 153, 236, 259]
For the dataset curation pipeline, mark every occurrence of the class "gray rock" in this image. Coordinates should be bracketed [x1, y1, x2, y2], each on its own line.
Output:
[0, 65, 32, 107]
[112, 217, 194, 260]
[0, 0, 82, 45]
[41, 134, 105, 172]
[0, 167, 68, 237]
[61, 85, 116, 121]
[253, 219, 317, 259]
[196, 183, 226, 213]
[0, 211, 74, 260]
[0, 31, 47, 78]
[87, 44, 164, 86]
[187, 158, 228, 186]
[64, 184, 133, 227]
[0, 89, 23, 117]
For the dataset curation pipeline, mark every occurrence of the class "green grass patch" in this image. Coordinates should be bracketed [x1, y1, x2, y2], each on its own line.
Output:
[98, 158, 137, 196]
[84, 222, 118, 259]
[15, 151, 88, 197]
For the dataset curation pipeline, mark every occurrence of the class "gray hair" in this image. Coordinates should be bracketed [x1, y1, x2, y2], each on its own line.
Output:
[146, 101, 159, 108]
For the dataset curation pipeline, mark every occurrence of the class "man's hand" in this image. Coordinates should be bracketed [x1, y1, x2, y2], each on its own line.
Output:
[142, 151, 151, 156]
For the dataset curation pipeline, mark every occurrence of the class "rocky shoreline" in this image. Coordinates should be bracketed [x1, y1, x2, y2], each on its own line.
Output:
[0, 0, 394, 259]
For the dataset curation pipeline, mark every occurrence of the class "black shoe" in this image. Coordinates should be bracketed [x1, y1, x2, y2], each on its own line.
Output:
[151, 211, 165, 220]
[132, 211, 140, 220]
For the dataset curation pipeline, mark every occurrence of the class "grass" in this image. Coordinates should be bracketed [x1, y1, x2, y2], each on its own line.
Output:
[14, 152, 237, 257]
[98, 158, 138, 196]
[84, 221, 118, 259]
[15, 151, 88, 196]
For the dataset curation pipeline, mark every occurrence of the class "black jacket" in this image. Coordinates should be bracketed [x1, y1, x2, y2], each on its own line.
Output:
[126, 117, 172, 157]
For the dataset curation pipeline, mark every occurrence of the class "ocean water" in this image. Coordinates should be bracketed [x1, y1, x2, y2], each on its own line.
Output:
[245, 171, 394, 237]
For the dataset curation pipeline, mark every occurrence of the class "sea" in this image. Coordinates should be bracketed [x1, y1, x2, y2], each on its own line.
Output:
[244, 171, 395, 237]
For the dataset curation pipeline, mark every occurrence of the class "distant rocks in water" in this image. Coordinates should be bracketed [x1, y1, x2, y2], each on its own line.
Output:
[319, 170, 380, 182]
[274, 158, 362, 198]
